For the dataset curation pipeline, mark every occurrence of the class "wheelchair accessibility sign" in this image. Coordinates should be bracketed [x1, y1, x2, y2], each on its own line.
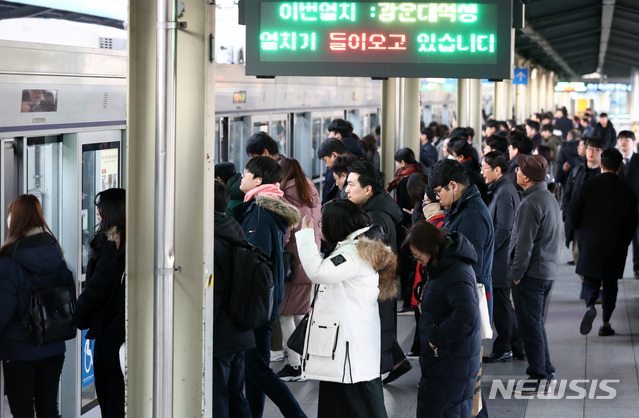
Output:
[82, 329, 95, 387]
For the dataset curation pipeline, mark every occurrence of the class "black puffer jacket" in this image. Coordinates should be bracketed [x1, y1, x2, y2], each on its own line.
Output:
[213, 212, 255, 357]
[418, 233, 481, 418]
[0, 232, 70, 361]
[76, 227, 125, 346]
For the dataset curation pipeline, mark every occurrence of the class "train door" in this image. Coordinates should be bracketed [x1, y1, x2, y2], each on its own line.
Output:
[293, 112, 312, 177]
[58, 130, 123, 418]
[0, 130, 122, 418]
[270, 114, 289, 157]
[228, 116, 251, 171]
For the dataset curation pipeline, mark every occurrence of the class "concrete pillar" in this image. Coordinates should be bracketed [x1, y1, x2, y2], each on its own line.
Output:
[529, 68, 539, 117]
[457, 78, 470, 127]
[494, 81, 506, 121]
[128, 0, 209, 416]
[457, 78, 482, 147]
[539, 70, 547, 113]
[381, 78, 398, 186]
[504, 79, 513, 120]
[547, 71, 556, 112]
[400, 78, 420, 158]
[632, 67, 639, 124]
[469, 79, 483, 147]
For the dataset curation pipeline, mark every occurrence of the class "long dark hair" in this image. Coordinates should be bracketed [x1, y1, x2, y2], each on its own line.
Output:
[0, 194, 56, 256]
[90, 188, 126, 256]
[402, 221, 447, 272]
[321, 199, 371, 256]
[406, 173, 429, 207]
[279, 157, 314, 207]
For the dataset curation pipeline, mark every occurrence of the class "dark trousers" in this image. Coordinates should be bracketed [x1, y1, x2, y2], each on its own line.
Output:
[633, 205, 639, 272]
[410, 308, 421, 354]
[391, 338, 406, 365]
[94, 338, 125, 418]
[583, 277, 618, 322]
[2, 354, 64, 418]
[319, 378, 387, 418]
[245, 303, 306, 418]
[398, 253, 414, 309]
[492, 287, 524, 354]
[512, 277, 555, 379]
[214, 352, 252, 418]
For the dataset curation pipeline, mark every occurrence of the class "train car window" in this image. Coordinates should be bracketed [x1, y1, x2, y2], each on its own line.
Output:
[230, 117, 250, 171]
[26, 136, 63, 238]
[271, 117, 287, 157]
[21, 89, 58, 113]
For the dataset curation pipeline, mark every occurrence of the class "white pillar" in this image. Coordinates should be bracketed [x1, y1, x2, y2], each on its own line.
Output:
[381, 78, 398, 185]
[529, 68, 539, 117]
[631, 67, 639, 124]
[400, 78, 420, 157]
[128, 0, 209, 416]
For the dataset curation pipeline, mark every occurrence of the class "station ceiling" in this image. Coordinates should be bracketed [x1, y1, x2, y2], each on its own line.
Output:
[0, 0, 637, 81]
[517, 0, 638, 80]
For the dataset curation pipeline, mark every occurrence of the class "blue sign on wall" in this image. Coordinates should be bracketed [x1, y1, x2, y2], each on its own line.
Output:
[81, 330, 95, 388]
[513, 68, 528, 85]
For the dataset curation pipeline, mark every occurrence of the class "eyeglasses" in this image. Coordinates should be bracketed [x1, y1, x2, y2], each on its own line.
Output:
[433, 186, 443, 196]
[586, 146, 602, 152]
[480, 165, 492, 172]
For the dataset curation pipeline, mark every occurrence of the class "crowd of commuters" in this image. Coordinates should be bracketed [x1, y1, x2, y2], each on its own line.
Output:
[0, 104, 631, 418]
[210, 109, 635, 418]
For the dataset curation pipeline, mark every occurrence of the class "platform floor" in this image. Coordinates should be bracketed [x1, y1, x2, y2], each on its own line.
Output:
[264, 245, 639, 418]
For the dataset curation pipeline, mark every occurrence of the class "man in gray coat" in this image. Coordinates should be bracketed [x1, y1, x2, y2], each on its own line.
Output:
[509, 154, 561, 396]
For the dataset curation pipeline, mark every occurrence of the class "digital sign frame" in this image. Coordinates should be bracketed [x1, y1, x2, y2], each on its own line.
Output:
[245, 1, 513, 79]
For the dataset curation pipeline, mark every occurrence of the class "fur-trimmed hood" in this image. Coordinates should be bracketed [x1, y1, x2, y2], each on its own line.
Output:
[105, 226, 119, 243]
[255, 194, 301, 229]
[357, 237, 398, 301]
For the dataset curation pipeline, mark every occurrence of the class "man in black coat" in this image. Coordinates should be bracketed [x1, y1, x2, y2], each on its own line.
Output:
[562, 136, 604, 257]
[572, 149, 638, 337]
[617, 130, 639, 279]
[317, 138, 349, 204]
[481, 152, 524, 363]
[594, 112, 617, 149]
[345, 160, 412, 384]
[327, 118, 366, 159]
[213, 181, 255, 418]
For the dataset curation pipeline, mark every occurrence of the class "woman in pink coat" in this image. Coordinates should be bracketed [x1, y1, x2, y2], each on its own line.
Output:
[276, 158, 322, 382]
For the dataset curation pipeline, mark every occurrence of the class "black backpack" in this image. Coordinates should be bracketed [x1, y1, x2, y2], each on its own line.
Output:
[222, 240, 274, 330]
[20, 263, 77, 345]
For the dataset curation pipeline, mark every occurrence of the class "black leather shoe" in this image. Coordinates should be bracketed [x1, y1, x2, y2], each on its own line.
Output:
[634, 270, 639, 279]
[397, 306, 412, 314]
[580, 306, 596, 335]
[599, 324, 615, 336]
[382, 359, 412, 385]
[513, 350, 526, 360]
[483, 351, 513, 363]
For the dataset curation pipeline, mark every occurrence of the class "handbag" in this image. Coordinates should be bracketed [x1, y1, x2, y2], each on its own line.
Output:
[286, 285, 318, 355]
[476, 283, 493, 339]
[283, 251, 295, 283]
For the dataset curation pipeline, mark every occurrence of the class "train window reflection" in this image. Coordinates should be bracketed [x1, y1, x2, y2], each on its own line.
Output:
[21, 89, 58, 113]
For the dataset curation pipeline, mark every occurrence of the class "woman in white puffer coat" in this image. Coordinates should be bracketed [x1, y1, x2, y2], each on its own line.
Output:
[295, 199, 397, 418]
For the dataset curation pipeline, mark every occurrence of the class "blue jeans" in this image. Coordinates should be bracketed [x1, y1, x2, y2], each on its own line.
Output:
[214, 352, 252, 418]
[245, 302, 307, 418]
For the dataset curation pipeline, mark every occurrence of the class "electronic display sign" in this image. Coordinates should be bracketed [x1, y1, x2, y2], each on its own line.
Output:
[245, 1, 513, 78]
